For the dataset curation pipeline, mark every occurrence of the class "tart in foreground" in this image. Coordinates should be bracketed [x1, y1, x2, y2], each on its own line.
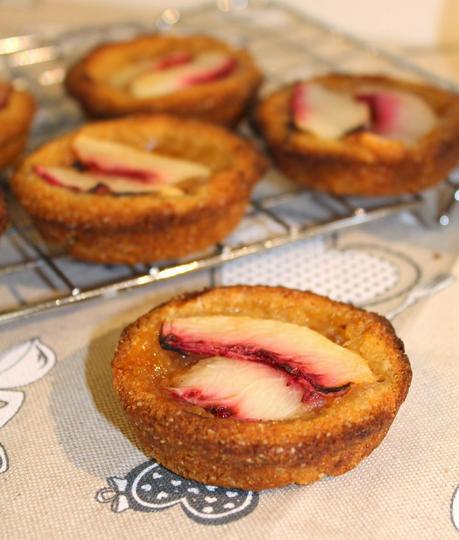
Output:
[11, 115, 265, 264]
[65, 34, 262, 126]
[0, 82, 35, 170]
[255, 73, 459, 196]
[112, 285, 412, 490]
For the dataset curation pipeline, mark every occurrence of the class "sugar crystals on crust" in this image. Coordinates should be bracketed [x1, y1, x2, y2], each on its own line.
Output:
[112, 285, 412, 490]
[0, 82, 35, 171]
[255, 73, 459, 196]
[65, 34, 262, 126]
[12, 115, 266, 264]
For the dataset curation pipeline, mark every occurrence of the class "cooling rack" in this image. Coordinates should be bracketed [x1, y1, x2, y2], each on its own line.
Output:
[0, 0, 458, 325]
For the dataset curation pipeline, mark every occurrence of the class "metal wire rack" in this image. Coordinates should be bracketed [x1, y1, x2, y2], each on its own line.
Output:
[0, 1, 458, 325]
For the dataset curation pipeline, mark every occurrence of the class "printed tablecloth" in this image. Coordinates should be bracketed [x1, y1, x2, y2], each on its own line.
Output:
[1, 204, 459, 539]
[1, 3, 459, 537]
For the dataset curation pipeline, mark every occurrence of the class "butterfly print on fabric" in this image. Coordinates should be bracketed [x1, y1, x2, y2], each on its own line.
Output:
[0, 338, 56, 473]
[96, 460, 259, 525]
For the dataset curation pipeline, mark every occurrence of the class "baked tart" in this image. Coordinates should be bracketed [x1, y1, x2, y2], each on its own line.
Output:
[65, 34, 262, 126]
[112, 285, 412, 490]
[0, 82, 35, 170]
[255, 73, 459, 196]
[11, 115, 265, 264]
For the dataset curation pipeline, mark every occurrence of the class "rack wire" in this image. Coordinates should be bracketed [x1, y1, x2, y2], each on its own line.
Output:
[0, 1, 458, 325]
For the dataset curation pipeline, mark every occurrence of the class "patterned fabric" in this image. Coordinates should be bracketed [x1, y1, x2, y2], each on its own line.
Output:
[1, 212, 459, 538]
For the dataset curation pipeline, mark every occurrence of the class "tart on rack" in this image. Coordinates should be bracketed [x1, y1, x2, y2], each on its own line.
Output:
[112, 285, 412, 490]
[65, 34, 262, 126]
[255, 73, 459, 196]
[11, 115, 265, 264]
[0, 82, 35, 170]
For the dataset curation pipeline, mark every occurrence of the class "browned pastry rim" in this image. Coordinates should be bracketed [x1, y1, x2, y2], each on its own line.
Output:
[0, 84, 35, 170]
[112, 285, 412, 490]
[65, 34, 262, 126]
[254, 73, 459, 196]
[12, 115, 266, 264]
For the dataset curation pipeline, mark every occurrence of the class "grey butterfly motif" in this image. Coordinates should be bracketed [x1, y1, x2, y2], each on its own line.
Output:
[0, 338, 56, 473]
[96, 460, 259, 525]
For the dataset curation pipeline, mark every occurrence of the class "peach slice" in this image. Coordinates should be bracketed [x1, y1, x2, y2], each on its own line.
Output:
[109, 52, 193, 88]
[109, 60, 158, 88]
[357, 87, 437, 144]
[72, 134, 210, 183]
[171, 356, 310, 421]
[35, 165, 183, 196]
[153, 51, 193, 71]
[160, 316, 376, 389]
[130, 52, 237, 98]
[292, 82, 370, 140]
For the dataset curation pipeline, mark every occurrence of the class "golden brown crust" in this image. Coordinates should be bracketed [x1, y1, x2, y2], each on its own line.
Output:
[112, 285, 412, 489]
[12, 115, 266, 264]
[254, 73, 459, 196]
[0, 85, 35, 170]
[65, 34, 262, 126]
[0, 188, 8, 235]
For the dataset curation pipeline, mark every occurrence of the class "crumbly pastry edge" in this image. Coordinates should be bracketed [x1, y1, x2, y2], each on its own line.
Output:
[0, 89, 36, 170]
[11, 115, 266, 263]
[65, 34, 262, 126]
[112, 285, 412, 489]
[254, 73, 459, 196]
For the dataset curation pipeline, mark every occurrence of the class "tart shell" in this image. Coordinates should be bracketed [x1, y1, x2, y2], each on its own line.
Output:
[0, 85, 35, 170]
[65, 34, 262, 126]
[255, 74, 459, 196]
[11, 115, 266, 264]
[112, 285, 412, 490]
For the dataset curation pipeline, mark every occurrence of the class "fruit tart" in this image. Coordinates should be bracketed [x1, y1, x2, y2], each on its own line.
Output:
[65, 34, 262, 126]
[0, 82, 35, 170]
[11, 115, 265, 264]
[112, 285, 412, 490]
[255, 73, 459, 196]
